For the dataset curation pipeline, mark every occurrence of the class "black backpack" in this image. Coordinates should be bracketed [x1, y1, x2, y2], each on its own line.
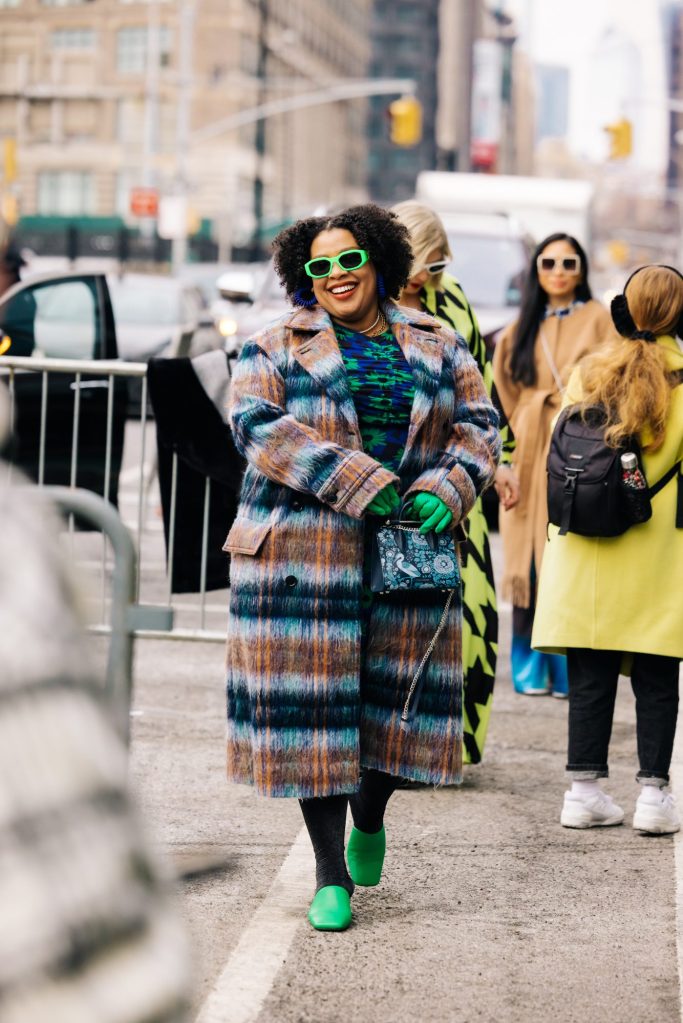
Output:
[547, 402, 683, 538]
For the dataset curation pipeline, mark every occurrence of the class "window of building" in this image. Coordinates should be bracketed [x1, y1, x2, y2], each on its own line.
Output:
[117, 97, 145, 146]
[116, 24, 172, 74]
[29, 101, 52, 143]
[51, 28, 96, 49]
[37, 171, 95, 215]
[0, 0, 21, 8]
[63, 100, 97, 139]
[40, 0, 89, 6]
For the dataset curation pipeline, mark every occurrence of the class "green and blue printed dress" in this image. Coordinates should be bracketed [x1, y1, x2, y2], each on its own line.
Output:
[334, 323, 415, 476]
[422, 274, 515, 763]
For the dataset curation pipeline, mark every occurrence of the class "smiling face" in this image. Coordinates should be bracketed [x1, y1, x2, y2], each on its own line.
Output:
[309, 227, 379, 330]
[536, 238, 582, 306]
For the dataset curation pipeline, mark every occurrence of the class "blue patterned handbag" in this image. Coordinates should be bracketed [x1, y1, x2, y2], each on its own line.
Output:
[369, 517, 464, 595]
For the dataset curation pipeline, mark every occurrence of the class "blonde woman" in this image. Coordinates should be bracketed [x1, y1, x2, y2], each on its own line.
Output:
[392, 200, 518, 764]
[533, 265, 683, 833]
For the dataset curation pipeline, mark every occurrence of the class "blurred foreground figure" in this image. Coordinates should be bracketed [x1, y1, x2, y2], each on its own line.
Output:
[0, 388, 190, 1023]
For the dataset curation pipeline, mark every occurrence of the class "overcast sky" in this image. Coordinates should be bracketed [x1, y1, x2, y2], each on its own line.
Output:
[506, 0, 673, 172]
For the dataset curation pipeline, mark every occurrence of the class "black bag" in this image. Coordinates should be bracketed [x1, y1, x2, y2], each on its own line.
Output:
[547, 404, 682, 538]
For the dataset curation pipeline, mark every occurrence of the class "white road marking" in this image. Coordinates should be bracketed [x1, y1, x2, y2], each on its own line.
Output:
[195, 825, 313, 1023]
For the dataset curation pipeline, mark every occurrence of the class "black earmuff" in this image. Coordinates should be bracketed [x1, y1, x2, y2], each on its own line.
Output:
[610, 264, 683, 340]
[610, 292, 637, 338]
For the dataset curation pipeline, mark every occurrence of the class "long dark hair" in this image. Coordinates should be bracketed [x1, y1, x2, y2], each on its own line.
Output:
[509, 233, 592, 386]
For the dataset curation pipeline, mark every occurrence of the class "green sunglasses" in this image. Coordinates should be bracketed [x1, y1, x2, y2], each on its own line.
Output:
[304, 248, 370, 279]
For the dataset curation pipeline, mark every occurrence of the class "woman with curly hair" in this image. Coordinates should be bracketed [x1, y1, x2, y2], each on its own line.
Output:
[392, 199, 519, 765]
[532, 265, 683, 833]
[224, 204, 500, 930]
[493, 233, 612, 697]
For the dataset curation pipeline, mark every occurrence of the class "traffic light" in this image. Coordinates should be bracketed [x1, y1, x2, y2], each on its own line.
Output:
[604, 118, 632, 160]
[388, 96, 422, 147]
[3, 138, 16, 183]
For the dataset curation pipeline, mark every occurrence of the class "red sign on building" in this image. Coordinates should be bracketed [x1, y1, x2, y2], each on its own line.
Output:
[470, 139, 498, 171]
[129, 187, 159, 218]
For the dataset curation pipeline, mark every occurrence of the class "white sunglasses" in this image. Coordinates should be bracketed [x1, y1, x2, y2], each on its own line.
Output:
[414, 258, 449, 276]
[536, 254, 581, 275]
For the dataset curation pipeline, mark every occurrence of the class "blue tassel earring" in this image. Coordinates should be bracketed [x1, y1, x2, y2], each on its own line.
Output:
[294, 287, 317, 308]
[376, 273, 387, 300]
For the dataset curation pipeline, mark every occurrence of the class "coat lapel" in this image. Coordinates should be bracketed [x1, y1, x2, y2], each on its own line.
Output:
[385, 302, 445, 455]
[287, 306, 359, 433]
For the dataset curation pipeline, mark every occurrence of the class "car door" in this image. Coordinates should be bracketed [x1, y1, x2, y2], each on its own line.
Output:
[0, 273, 126, 508]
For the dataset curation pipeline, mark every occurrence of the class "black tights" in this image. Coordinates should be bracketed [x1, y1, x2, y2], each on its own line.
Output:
[299, 770, 399, 893]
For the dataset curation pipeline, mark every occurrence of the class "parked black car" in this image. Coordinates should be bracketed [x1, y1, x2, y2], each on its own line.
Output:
[0, 272, 126, 507]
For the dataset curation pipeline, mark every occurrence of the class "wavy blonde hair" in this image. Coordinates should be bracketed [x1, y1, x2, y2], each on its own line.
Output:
[578, 266, 683, 450]
[390, 200, 451, 287]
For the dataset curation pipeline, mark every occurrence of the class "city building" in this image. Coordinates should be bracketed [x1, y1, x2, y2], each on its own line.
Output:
[0, 0, 372, 259]
[665, 2, 683, 194]
[535, 64, 569, 141]
[366, 0, 439, 204]
[435, 0, 534, 180]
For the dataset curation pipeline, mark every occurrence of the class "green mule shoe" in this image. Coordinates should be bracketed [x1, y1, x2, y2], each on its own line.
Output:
[307, 886, 352, 931]
[347, 826, 386, 887]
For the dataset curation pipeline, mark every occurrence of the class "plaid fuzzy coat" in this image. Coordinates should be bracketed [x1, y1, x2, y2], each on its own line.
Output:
[224, 301, 500, 798]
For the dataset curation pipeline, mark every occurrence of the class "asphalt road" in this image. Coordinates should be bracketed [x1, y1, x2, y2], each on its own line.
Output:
[101, 518, 681, 1023]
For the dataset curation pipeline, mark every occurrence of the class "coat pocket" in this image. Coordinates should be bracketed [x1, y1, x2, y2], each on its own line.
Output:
[222, 517, 273, 556]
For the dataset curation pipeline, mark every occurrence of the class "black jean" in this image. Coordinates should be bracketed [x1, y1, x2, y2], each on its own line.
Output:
[566, 647, 680, 784]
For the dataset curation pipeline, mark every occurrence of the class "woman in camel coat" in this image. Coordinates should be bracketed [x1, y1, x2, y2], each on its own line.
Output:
[493, 232, 613, 696]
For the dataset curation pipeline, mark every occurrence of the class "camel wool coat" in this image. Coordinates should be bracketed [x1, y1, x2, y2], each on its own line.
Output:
[224, 301, 500, 798]
[533, 335, 683, 661]
[492, 300, 613, 607]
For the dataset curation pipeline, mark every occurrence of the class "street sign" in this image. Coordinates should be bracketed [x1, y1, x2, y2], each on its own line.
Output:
[129, 187, 159, 218]
[470, 139, 498, 171]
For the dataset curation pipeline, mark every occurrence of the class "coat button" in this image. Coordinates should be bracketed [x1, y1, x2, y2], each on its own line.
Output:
[291, 499, 303, 511]
[285, 575, 298, 588]
[327, 490, 339, 504]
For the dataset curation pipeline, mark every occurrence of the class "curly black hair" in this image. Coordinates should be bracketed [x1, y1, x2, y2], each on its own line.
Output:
[272, 203, 413, 303]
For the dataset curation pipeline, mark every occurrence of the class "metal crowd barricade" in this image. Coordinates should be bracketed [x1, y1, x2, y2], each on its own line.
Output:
[45, 485, 138, 746]
[1, 354, 230, 645]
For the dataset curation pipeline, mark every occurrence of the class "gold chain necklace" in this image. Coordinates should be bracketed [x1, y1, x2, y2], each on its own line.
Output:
[360, 309, 388, 337]
[333, 308, 388, 338]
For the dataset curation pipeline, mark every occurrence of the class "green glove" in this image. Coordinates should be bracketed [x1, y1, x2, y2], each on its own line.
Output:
[408, 492, 453, 535]
[366, 483, 400, 517]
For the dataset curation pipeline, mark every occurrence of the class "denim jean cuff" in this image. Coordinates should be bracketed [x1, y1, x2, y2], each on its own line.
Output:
[636, 772, 669, 787]
[566, 766, 608, 780]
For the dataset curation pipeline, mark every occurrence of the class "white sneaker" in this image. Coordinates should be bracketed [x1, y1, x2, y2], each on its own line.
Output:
[633, 792, 681, 835]
[560, 790, 625, 829]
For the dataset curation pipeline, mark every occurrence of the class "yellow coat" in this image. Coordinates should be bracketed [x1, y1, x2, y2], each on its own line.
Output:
[532, 335, 683, 661]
